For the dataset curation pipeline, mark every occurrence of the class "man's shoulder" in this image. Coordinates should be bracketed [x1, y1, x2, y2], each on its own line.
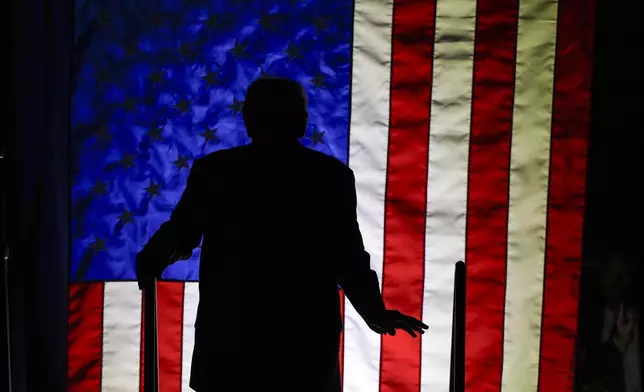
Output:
[196, 145, 252, 166]
[301, 147, 352, 176]
[194, 144, 353, 178]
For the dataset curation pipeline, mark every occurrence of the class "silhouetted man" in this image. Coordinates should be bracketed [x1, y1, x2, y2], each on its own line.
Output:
[136, 77, 428, 392]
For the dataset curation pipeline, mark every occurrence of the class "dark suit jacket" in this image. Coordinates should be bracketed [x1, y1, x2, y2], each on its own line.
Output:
[138, 141, 386, 391]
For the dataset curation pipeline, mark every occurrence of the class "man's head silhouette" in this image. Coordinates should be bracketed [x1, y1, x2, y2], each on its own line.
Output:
[242, 77, 308, 143]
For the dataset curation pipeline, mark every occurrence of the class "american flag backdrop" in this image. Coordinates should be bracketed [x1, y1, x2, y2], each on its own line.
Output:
[68, 0, 595, 391]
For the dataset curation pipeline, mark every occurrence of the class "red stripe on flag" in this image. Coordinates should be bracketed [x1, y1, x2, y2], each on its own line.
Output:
[67, 282, 104, 392]
[464, 1, 518, 391]
[158, 282, 185, 392]
[538, 0, 595, 390]
[380, 0, 436, 390]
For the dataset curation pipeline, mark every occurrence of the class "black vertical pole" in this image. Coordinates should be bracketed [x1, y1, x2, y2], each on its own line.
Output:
[450, 260, 466, 392]
[143, 280, 158, 392]
[1, 145, 11, 392]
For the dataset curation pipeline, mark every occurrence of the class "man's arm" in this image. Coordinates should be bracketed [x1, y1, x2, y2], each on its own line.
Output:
[336, 169, 387, 325]
[136, 159, 206, 284]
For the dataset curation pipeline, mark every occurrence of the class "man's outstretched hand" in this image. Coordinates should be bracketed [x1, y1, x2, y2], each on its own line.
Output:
[135, 250, 169, 290]
[368, 310, 428, 338]
[136, 251, 158, 290]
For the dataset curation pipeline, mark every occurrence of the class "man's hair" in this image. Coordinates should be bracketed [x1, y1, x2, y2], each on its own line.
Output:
[242, 77, 307, 141]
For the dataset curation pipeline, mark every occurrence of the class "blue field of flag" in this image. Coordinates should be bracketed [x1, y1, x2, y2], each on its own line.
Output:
[71, 0, 354, 281]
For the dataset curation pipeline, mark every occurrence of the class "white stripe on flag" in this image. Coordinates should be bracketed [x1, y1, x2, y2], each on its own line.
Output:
[181, 282, 199, 392]
[343, 1, 394, 391]
[421, 0, 477, 390]
[101, 282, 142, 392]
[501, 1, 559, 391]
